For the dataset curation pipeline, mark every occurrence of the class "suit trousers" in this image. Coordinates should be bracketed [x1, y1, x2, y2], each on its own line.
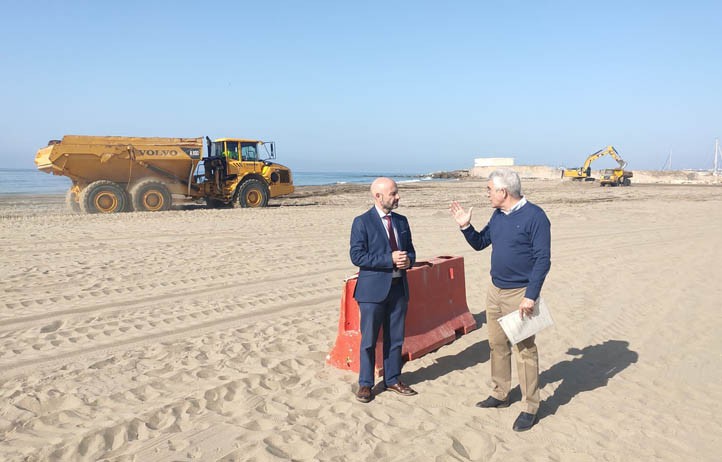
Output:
[486, 283, 540, 414]
[358, 281, 407, 387]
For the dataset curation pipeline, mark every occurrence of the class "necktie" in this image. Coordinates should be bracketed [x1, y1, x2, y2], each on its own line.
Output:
[384, 215, 399, 251]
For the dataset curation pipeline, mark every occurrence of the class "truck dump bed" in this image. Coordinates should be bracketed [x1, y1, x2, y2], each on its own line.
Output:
[35, 135, 204, 185]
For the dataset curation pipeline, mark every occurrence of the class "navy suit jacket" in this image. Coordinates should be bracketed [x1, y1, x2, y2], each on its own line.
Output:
[350, 207, 416, 303]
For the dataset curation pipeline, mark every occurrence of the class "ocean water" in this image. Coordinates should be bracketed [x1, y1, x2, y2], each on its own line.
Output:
[292, 171, 433, 187]
[0, 169, 72, 195]
[0, 169, 435, 195]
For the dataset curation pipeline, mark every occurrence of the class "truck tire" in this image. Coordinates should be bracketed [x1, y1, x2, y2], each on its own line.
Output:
[65, 188, 81, 213]
[623, 178, 631, 186]
[80, 180, 128, 214]
[130, 179, 172, 212]
[238, 179, 269, 208]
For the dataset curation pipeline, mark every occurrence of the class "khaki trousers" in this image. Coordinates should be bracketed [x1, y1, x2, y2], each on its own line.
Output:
[486, 283, 540, 414]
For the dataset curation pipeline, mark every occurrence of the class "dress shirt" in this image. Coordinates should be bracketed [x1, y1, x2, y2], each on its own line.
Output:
[375, 205, 402, 278]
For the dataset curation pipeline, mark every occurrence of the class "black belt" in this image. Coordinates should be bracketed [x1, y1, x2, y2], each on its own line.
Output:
[391, 278, 402, 286]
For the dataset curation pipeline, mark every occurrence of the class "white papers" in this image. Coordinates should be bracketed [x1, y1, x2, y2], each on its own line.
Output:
[497, 297, 554, 344]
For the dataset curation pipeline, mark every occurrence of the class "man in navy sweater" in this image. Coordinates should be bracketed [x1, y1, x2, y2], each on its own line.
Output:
[450, 168, 551, 432]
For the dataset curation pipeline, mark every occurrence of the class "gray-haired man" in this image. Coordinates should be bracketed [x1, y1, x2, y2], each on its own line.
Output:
[450, 168, 551, 431]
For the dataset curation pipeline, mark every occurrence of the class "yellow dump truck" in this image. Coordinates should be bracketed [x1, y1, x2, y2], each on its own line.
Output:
[35, 135, 294, 213]
[599, 168, 633, 187]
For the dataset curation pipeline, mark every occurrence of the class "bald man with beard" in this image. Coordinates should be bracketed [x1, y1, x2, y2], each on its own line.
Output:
[349, 177, 418, 403]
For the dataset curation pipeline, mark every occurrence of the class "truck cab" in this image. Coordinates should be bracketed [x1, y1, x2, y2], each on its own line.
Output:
[205, 138, 293, 206]
[213, 138, 269, 162]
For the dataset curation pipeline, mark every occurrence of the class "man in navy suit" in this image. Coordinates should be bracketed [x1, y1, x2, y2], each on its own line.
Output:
[350, 177, 418, 403]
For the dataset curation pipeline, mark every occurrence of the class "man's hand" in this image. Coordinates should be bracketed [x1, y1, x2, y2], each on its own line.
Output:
[392, 250, 411, 269]
[449, 201, 473, 228]
[519, 297, 535, 319]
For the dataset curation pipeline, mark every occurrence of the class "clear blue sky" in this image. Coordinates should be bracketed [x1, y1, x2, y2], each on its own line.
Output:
[1, 1, 721, 172]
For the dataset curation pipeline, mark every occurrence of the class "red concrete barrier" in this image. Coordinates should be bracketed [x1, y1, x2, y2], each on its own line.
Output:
[326, 255, 477, 374]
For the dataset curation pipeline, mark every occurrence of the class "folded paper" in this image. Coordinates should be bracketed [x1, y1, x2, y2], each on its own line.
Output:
[498, 297, 554, 344]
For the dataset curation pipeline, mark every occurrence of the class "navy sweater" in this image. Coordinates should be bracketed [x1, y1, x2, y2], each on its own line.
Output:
[461, 201, 551, 300]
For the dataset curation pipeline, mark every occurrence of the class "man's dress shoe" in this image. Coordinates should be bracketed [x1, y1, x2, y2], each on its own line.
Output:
[385, 381, 417, 396]
[475, 396, 510, 408]
[356, 386, 372, 403]
[512, 412, 537, 432]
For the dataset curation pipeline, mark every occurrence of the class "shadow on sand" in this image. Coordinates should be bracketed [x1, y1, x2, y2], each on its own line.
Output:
[394, 320, 636, 421]
[402, 310, 489, 385]
[536, 339, 639, 421]
[403, 339, 491, 386]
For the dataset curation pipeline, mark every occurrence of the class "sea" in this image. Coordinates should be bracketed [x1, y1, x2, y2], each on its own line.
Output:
[0, 169, 438, 195]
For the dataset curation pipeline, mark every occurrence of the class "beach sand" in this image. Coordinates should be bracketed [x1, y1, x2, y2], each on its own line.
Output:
[1, 179, 721, 461]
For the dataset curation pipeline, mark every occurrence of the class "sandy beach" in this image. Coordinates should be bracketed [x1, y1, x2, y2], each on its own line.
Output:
[1, 179, 721, 461]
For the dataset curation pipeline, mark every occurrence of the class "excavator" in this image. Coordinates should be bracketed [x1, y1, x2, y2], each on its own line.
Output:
[562, 145, 633, 186]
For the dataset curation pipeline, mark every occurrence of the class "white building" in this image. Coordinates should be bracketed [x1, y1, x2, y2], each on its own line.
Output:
[474, 157, 515, 167]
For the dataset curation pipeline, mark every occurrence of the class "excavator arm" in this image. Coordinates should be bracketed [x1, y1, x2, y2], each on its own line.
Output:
[581, 146, 626, 171]
[608, 147, 627, 169]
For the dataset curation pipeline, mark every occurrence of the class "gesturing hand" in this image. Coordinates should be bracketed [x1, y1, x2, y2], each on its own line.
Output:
[449, 201, 473, 228]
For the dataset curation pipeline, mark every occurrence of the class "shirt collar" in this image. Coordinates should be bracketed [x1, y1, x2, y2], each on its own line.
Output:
[375, 205, 391, 218]
[502, 196, 527, 215]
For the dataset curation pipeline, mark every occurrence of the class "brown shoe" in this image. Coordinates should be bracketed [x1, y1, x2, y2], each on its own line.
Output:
[385, 381, 417, 396]
[356, 385, 373, 403]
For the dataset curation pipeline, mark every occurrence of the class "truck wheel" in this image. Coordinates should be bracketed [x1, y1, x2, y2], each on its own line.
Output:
[624, 178, 631, 186]
[130, 179, 172, 212]
[65, 187, 81, 213]
[80, 180, 128, 214]
[238, 179, 269, 208]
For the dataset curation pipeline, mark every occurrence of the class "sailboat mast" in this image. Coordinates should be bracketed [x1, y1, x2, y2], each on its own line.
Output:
[662, 149, 672, 170]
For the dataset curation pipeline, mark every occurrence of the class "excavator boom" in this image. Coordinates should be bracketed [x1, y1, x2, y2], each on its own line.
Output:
[581, 146, 626, 170]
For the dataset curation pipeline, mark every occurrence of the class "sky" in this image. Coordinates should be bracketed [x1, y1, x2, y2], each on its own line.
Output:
[1, 0, 721, 173]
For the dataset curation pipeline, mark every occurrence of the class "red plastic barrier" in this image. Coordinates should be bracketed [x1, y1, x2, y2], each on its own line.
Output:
[326, 256, 477, 375]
